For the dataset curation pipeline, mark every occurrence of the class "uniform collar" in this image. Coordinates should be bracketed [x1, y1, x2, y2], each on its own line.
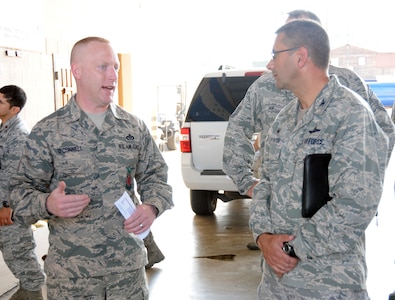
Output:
[66, 95, 129, 123]
[0, 114, 20, 131]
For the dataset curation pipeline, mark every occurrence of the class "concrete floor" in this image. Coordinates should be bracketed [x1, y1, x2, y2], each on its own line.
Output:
[1, 149, 395, 299]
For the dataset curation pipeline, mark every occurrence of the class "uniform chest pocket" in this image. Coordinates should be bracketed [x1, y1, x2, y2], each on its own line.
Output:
[115, 147, 139, 166]
[110, 147, 140, 191]
[53, 147, 94, 177]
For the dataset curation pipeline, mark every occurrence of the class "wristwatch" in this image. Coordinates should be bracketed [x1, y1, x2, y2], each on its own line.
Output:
[282, 242, 298, 258]
[2, 201, 10, 208]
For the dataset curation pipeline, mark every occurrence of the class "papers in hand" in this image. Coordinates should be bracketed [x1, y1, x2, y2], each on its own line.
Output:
[115, 191, 150, 239]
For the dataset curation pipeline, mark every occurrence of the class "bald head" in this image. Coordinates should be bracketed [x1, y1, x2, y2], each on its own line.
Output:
[70, 37, 111, 65]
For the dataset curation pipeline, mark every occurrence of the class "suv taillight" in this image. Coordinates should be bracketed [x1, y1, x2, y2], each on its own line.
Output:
[180, 127, 191, 153]
[245, 71, 266, 77]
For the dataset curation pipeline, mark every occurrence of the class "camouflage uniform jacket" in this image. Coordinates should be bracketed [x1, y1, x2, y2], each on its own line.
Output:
[249, 75, 388, 291]
[223, 65, 395, 195]
[0, 115, 29, 204]
[11, 96, 173, 278]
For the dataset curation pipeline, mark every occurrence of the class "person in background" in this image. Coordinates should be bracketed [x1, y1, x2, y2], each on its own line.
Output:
[223, 9, 395, 250]
[250, 19, 388, 300]
[0, 85, 45, 300]
[10, 37, 173, 299]
[144, 231, 165, 269]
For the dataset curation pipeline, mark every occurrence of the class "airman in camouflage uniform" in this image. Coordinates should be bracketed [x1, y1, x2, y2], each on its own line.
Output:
[223, 65, 394, 195]
[0, 85, 45, 300]
[10, 37, 173, 299]
[249, 19, 388, 299]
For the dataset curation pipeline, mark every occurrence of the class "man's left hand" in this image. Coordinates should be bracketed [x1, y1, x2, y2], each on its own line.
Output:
[123, 204, 157, 235]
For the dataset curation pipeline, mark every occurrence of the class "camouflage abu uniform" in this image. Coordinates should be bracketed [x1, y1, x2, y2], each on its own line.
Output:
[0, 115, 45, 291]
[223, 65, 395, 194]
[10, 96, 173, 280]
[250, 75, 388, 298]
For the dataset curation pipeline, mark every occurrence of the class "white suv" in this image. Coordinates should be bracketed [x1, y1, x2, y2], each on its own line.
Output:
[180, 68, 267, 215]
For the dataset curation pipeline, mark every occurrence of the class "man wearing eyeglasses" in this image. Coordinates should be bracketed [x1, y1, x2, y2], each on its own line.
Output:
[223, 10, 395, 249]
[249, 18, 387, 300]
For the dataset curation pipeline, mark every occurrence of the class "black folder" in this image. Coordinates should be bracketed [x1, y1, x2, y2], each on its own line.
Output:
[301, 153, 332, 218]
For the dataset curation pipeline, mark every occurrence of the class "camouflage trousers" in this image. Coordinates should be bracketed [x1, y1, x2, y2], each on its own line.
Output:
[257, 273, 370, 300]
[0, 223, 45, 291]
[46, 267, 148, 300]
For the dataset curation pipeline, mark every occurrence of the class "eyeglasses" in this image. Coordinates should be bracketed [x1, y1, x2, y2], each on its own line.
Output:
[271, 47, 300, 60]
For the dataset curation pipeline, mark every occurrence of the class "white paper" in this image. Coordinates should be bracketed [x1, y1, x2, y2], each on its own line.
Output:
[115, 191, 150, 239]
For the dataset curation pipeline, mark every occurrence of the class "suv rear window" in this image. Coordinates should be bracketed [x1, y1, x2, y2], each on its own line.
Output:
[185, 75, 260, 122]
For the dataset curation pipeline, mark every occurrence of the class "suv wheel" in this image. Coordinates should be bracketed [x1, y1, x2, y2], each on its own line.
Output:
[190, 190, 217, 215]
[167, 131, 179, 150]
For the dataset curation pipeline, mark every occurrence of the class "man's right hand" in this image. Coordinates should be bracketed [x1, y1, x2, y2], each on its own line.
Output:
[0, 207, 13, 226]
[257, 233, 299, 278]
[46, 181, 90, 218]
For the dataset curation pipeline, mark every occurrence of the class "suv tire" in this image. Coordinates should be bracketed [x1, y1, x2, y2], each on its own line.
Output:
[190, 190, 217, 215]
[167, 130, 179, 150]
